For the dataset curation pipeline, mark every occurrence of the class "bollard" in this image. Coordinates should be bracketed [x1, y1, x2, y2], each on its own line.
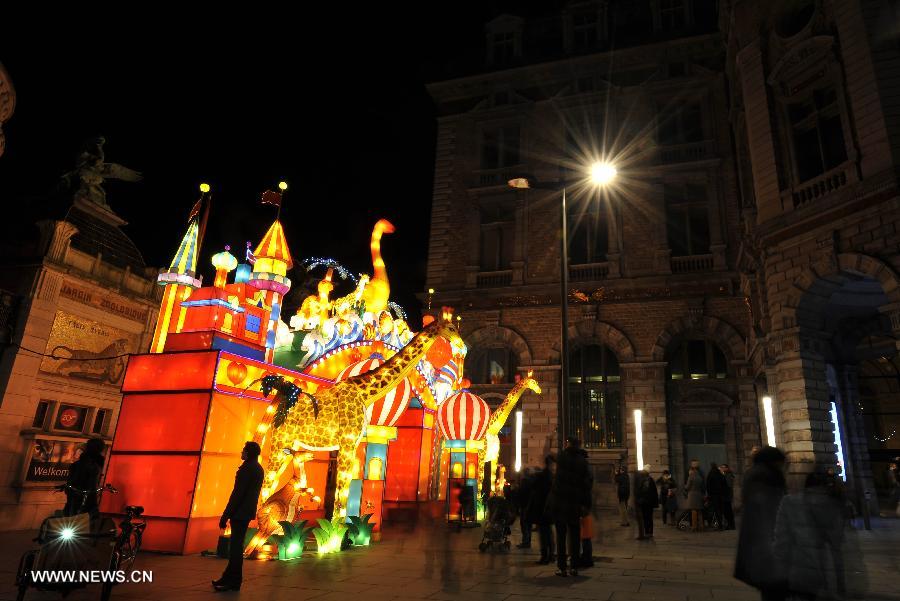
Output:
[862, 489, 871, 531]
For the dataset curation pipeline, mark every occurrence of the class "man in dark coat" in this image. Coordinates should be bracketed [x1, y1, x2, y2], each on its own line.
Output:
[528, 455, 556, 564]
[63, 437, 106, 518]
[734, 446, 787, 601]
[548, 437, 591, 577]
[213, 441, 265, 592]
[614, 466, 630, 526]
[634, 465, 659, 539]
[706, 462, 727, 530]
[720, 464, 736, 530]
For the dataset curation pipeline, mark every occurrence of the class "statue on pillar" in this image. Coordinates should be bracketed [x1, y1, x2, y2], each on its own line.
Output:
[61, 137, 142, 208]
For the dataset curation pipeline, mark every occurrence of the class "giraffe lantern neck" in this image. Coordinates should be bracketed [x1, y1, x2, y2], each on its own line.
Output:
[487, 370, 541, 436]
[342, 317, 459, 407]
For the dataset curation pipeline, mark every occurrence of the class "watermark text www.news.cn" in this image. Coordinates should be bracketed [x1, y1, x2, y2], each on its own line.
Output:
[30, 570, 153, 584]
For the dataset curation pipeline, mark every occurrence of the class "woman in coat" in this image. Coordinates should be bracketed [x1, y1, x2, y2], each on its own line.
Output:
[683, 466, 704, 531]
[734, 446, 787, 601]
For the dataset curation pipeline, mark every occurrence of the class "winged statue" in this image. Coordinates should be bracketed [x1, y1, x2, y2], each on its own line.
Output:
[61, 137, 142, 208]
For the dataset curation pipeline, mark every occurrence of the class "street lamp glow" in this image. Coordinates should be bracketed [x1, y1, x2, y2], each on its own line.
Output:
[762, 396, 776, 447]
[514, 410, 523, 472]
[634, 409, 644, 471]
[589, 162, 617, 186]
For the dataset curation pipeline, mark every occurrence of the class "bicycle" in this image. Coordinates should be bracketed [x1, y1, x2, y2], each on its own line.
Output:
[100, 502, 146, 601]
[14, 483, 146, 601]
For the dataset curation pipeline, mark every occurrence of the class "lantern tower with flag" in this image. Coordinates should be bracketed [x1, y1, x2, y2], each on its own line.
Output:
[149, 184, 207, 353]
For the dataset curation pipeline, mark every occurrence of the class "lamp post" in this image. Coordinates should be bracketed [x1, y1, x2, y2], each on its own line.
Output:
[508, 162, 616, 451]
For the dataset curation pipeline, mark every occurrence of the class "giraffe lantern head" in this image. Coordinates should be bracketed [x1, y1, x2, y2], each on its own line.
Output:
[521, 370, 541, 395]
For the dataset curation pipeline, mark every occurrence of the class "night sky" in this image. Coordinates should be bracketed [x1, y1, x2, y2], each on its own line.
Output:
[0, 6, 512, 321]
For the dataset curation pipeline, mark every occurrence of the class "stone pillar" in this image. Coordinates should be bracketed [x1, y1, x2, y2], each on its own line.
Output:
[736, 40, 784, 223]
[621, 362, 668, 473]
[773, 329, 836, 490]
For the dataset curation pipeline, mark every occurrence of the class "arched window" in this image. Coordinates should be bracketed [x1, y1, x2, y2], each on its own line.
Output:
[468, 347, 519, 385]
[567, 345, 623, 448]
[667, 339, 728, 380]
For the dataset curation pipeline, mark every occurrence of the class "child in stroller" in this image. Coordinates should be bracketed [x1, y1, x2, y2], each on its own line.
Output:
[479, 495, 516, 551]
[676, 496, 720, 531]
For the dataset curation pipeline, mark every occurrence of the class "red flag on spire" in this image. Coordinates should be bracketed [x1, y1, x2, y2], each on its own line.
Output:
[260, 190, 282, 208]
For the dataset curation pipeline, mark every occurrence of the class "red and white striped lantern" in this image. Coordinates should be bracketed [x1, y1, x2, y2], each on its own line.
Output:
[437, 391, 490, 441]
[335, 357, 413, 427]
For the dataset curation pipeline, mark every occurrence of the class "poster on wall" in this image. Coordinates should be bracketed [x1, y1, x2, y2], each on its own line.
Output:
[26, 439, 86, 482]
[40, 311, 139, 385]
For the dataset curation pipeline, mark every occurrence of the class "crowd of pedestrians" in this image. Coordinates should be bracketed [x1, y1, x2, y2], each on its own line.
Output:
[507, 444, 869, 598]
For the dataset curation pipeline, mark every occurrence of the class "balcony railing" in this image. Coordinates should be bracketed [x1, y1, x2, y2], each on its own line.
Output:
[671, 254, 713, 274]
[786, 164, 851, 209]
[569, 262, 609, 282]
[472, 167, 524, 188]
[656, 140, 714, 164]
[476, 270, 513, 288]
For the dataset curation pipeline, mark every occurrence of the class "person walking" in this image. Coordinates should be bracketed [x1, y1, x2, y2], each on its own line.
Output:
[720, 464, 736, 530]
[656, 470, 678, 525]
[213, 441, 265, 592]
[529, 455, 556, 564]
[733, 446, 787, 601]
[548, 437, 592, 577]
[706, 462, 727, 530]
[62, 437, 106, 518]
[634, 465, 659, 539]
[683, 466, 704, 532]
[615, 466, 631, 527]
[773, 472, 868, 600]
[516, 468, 534, 548]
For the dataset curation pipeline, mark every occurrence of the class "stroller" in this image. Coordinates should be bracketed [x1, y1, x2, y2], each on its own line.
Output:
[478, 495, 515, 551]
[676, 496, 720, 531]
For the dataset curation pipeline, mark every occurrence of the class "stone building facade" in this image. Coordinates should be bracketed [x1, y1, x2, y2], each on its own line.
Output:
[425, 0, 900, 506]
[0, 196, 160, 528]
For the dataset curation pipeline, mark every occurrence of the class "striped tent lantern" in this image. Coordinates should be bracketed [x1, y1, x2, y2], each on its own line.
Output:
[437, 391, 490, 441]
[335, 356, 413, 427]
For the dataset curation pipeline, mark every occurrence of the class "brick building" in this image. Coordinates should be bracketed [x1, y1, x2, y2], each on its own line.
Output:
[0, 193, 160, 528]
[425, 0, 900, 507]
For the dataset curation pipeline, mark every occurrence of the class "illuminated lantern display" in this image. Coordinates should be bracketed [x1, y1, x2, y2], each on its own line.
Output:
[149, 185, 206, 353]
[106, 194, 466, 557]
[437, 391, 489, 520]
[333, 356, 413, 532]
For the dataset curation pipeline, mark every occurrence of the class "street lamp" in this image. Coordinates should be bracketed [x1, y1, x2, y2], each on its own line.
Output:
[508, 161, 616, 451]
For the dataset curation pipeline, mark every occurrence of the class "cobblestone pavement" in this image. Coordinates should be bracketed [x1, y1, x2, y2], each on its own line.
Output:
[1, 512, 898, 601]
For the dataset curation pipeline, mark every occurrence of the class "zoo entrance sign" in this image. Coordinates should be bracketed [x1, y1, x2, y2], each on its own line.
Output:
[60, 281, 148, 323]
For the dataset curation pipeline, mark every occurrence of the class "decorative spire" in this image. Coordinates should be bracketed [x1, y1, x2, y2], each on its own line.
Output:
[249, 220, 293, 295]
[157, 218, 201, 288]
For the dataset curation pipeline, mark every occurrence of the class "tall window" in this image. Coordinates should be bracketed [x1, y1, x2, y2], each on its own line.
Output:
[659, 0, 686, 30]
[572, 9, 600, 51]
[788, 86, 848, 183]
[468, 347, 518, 385]
[479, 203, 514, 271]
[665, 183, 710, 257]
[490, 32, 516, 65]
[658, 102, 703, 145]
[668, 339, 728, 380]
[568, 199, 608, 264]
[481, 125, 520, 170]
[568, 345, 623, 448]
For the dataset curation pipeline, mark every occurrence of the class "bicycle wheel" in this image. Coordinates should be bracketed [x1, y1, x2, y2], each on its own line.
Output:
[117, 529, 142, 574]
[100, 549, 119, 601]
